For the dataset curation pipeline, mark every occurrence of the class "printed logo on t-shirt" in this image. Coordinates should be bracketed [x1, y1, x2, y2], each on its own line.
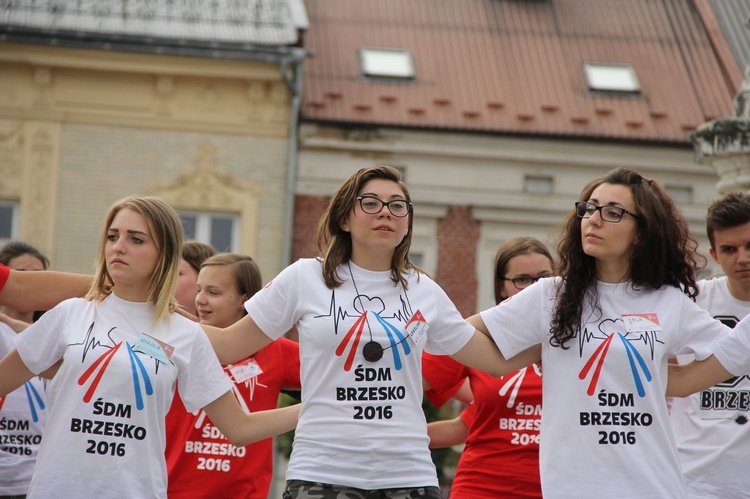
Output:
[498, 365, 541, 408]
[70, 322, 160, 411]
[577, 317, 663, 446]
[578, 317, 662, 398]
[497, 366, 542, 446]
[192, 379, 253, 433]
[320, 290, 417, 372]
[316, 285, 418, 423]
[0, 380, 46, 422]
[698, 314, 750, 423]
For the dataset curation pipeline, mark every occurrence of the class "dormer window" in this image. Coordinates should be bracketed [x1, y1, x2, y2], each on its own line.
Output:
[583, 63, 641, 94]
[360, 48, 415, 79]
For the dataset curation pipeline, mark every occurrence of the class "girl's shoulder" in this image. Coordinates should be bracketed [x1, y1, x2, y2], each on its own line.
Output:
[404, 265, 432, 283]
[283, 258, 324, 277]
[55, 296, 90, 311]
[296, 257, 324, 269]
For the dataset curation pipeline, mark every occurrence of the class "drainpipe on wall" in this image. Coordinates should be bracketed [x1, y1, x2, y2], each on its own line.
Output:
[279, 49, 310, 267]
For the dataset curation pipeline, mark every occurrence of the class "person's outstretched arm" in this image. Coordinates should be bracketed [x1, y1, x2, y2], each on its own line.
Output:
[667, 355, 733, 398]
[0, 313, 30, 333]
[201, 314, 274, 365]
[450, 313, 541, 377]
[202, 391, 300, 447]
[0, 265, 91, 311]
[0, 349, 36, 397]
[427, 416, 469, 449]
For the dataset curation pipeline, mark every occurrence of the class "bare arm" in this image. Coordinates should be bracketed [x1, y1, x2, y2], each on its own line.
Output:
[451, 379, 474, 404]
[450, 314, 541, 377]
[0, 349, 36, 397]
[201, 391, 300, 447]
[0, 313, 30, 333]
[0, 270, 92, 311]
[667, 355, 734, 398]
[201, 314, 274, 365]
[427, 416, 469, 449]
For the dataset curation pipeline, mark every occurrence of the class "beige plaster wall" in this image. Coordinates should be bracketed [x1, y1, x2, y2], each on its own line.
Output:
[0, 42, 293, 282]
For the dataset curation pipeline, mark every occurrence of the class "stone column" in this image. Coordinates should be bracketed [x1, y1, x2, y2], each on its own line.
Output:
[691, 50, 750, 194]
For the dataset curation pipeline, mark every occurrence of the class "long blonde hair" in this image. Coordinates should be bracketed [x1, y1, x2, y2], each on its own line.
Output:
[88, 195, 183, 325]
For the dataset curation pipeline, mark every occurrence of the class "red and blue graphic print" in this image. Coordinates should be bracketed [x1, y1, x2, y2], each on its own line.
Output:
[71, 322, 159, 411]
[319, 290, 416, 372]
[577, 318, 661, 397]
[0, 380, 46, 422]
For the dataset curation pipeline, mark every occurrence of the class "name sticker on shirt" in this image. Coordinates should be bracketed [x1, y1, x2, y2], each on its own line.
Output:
[622, 313, 662, 332]
[136, 333, 175, 364]
[405, 310, 428, 346]
[229, 357, 263, 383]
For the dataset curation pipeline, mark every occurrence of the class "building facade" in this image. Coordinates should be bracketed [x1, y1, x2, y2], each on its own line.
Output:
[0, 0, 308, 283]
[295, 0, 742, 314]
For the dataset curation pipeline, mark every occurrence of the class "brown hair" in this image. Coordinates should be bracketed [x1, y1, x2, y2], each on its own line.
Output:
[551, 167, 703, 348]
[705, 191, 750, 248]
[316, 165, 417, 289]
[0, 241, 50, 270]
[182, 241, 217, 273]
[493, 237, 554, 304]
[201, 253, 263, 311]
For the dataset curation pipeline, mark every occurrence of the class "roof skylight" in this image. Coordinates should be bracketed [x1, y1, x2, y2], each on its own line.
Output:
[360, 48, 415, 79]
[583, 63, 641, 93]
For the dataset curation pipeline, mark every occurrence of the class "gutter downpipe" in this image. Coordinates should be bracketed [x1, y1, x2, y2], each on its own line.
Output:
[279, 49, 308, 268]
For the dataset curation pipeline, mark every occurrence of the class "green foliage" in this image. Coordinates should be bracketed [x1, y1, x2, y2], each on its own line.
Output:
[276, 392, 297, 459]
[423, 396, 462, 486]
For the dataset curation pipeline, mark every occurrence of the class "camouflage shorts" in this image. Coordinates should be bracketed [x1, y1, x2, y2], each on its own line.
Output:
[282, 480, 441, 499]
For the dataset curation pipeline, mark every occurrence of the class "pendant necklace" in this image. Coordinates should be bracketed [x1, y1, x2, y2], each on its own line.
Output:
[347, 260, 409, 363]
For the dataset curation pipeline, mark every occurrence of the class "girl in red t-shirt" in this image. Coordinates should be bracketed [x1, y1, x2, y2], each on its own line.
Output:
[165, 253, 301, 498]
[423, 237, 553, 498]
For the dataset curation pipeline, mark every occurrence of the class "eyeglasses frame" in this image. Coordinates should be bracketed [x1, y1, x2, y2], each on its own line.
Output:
[574, 201, 639, 223]
[356, 195, 413, 218]
[500, 274, 551, 290]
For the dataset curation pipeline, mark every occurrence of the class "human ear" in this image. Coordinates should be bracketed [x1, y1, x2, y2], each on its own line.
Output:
[709, 247, 719, 264]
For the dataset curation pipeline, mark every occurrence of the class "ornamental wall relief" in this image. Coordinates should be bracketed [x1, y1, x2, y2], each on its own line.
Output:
[149, 141, 263, 257]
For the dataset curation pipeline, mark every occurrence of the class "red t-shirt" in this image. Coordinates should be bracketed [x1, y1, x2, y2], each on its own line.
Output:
[0, 264, 9, 294]
[423, 353, 542, 498]
[165, 338, 301, 498]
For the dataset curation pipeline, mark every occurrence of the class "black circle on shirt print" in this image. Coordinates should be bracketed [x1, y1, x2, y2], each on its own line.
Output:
[363, 340, 384, 362]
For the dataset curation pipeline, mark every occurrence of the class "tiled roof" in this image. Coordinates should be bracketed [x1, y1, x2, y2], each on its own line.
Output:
[0, 0, 304, 46]
[301, 0, 737, 143]
[705, 0, 750, 78]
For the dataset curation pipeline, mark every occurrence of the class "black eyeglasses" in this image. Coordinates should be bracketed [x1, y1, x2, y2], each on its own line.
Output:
[575, 201, 639, 223]
[357, 196, 412, 218]
[501, 274, 551, 290]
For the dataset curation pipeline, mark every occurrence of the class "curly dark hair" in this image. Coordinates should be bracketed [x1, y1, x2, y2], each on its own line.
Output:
[550, 167, 704, 348]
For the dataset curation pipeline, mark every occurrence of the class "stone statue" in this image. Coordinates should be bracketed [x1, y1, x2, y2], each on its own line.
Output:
[733, 66, 750, 118]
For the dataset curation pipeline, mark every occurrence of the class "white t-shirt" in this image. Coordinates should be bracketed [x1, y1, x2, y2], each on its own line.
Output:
[480, 277, 729, 499]
[245, 258, 475, 489]
[0, 322, 48, 496]
[13, 294, 232, 498]
[670, 276, 750, 498]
